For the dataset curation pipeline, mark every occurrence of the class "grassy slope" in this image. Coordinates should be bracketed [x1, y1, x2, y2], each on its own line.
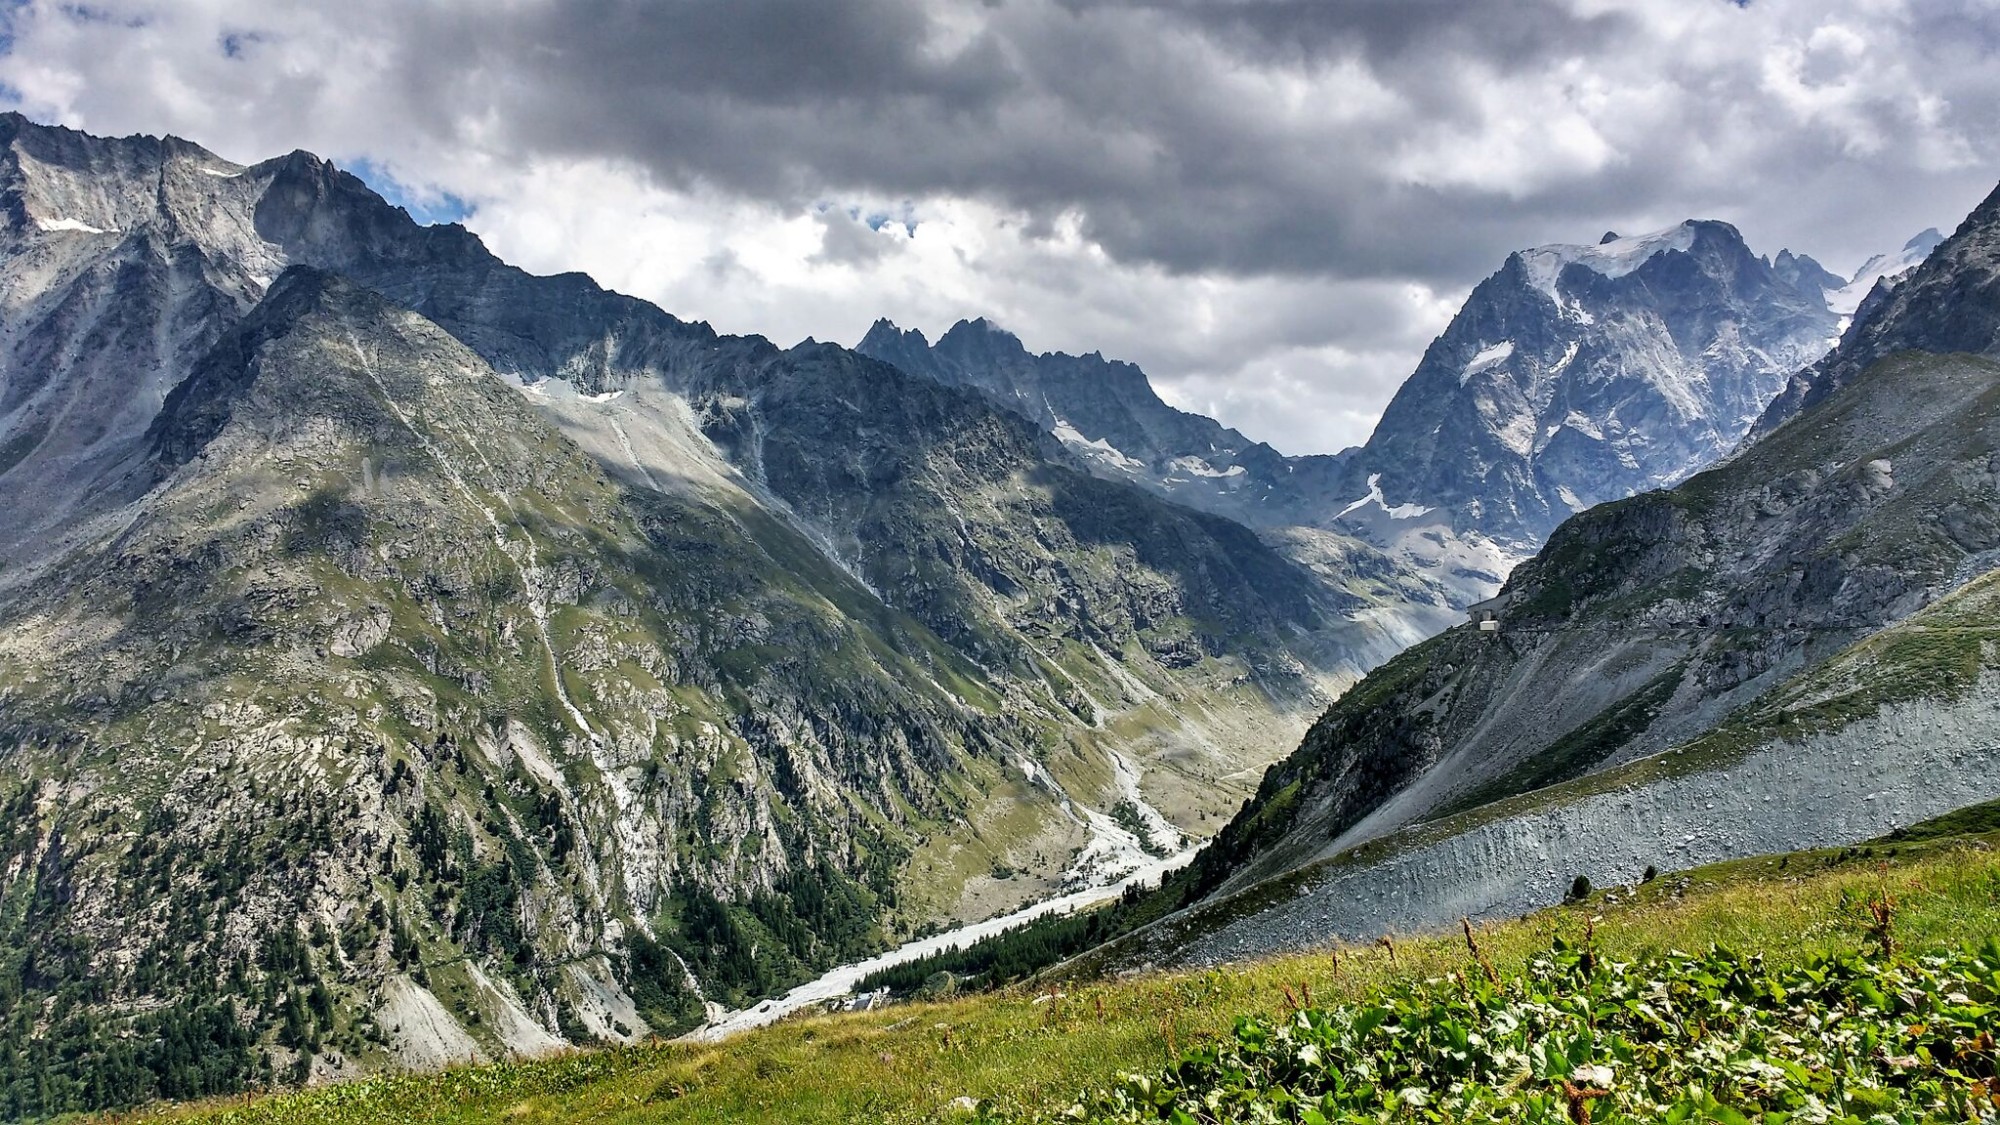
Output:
[95, 809, 2000, 1125]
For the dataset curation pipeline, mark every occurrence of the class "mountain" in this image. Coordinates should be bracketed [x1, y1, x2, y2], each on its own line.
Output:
[0, 115, 1426, 1112]
[1097, 182, 2000, 972]
[866, 221, 1844, 609]
[856, 317, 1343, 528]
[1327, 221, 1841, 602]
[1825, 227, 1946, 318]
[1770, 246, 1846, 297]
[1755, 205, 1998, 436]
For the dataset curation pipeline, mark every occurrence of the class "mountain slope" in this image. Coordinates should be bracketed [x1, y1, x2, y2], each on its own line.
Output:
[855, 317, 1336, 527]
[226, 135, 1430, 762]
[0, 113, 276, 558]
[0, 270, 1021, 1088]
[1097, 184, 2000, 970]
[0, 115, 1439, 1112]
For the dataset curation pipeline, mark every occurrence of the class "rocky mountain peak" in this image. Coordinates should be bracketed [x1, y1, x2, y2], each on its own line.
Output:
[1507, 219, 1715, 301]
[1328, 213, 1839, 602]
[1901, 226, 1946, 255]
[854, 315, 1340, 536]
[931, 316, 1038, 371]
[144, 265, 350, 470]
[1753, 186, 2000, 436]
[859, 316, 926, 349]
[1771, 247, 1846, 296]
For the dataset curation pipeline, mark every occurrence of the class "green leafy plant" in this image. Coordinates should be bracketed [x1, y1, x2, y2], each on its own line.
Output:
[1035, 933, 2000, 1123]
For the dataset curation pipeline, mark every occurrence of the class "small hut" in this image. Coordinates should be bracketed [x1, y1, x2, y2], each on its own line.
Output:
[1467, 591, 1511, 633]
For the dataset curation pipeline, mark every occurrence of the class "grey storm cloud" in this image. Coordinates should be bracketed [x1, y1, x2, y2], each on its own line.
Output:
[7, 0, 2000, 454]
[10, 0, 2000, 283]
[315, 2, 2000, 279]
[360, 0, 1639, 278]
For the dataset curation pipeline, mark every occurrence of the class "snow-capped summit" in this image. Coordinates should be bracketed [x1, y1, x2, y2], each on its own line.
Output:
[1825, 228, 1945, 316]
[1326, 216, 1840, 603]
[1513, 220, 1705, 301]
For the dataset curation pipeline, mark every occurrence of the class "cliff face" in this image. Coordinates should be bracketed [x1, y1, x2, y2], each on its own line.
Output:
[1325, 220, 1841, 603]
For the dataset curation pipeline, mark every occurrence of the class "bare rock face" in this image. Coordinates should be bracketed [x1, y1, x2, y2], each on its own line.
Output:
[328, 606, 392, 658]
[1325, 221, 1841, 603]
[856, 316, 1321, 526]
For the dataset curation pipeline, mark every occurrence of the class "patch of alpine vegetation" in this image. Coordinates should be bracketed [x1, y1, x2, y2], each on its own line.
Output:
[1001, 935, 2000, 1125]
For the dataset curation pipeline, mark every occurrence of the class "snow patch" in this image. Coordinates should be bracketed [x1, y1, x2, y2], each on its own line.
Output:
[1548, 341, 1580, 375]
[1052, 417, 1145, 471]
[1517, 222, 1699, 302]
[198, 167, 242, 178]
[1559, 410, 1605, 442]
[510, 376, 624, 404]
[1169, 455, 1247, 479]
[1826, 229, 1943, 316]
[1337, 473, 1434, 521]
[34, 217, 116, 235]
[1459, 341, 1515, 386]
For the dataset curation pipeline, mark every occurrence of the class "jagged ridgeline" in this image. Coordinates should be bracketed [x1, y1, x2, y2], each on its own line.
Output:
[0, 115, 1404, 1114]
[1090, 179, 2000, 974]
[862, 221, 1849, 615]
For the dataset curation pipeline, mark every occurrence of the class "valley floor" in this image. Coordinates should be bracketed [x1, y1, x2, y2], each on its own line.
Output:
[98, 810, 2000, 1125]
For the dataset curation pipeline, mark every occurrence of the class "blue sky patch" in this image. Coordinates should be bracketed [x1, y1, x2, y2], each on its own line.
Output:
[218, 30, 264, 59]
[342, 157, 473, 227]
[816, 200, 918, 237]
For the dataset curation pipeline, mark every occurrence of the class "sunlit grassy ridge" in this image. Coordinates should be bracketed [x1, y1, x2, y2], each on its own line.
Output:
[101, 825, 2000, 1125]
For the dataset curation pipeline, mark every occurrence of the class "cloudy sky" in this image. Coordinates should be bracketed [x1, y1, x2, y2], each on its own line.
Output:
[4, 0, 1998, 453]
